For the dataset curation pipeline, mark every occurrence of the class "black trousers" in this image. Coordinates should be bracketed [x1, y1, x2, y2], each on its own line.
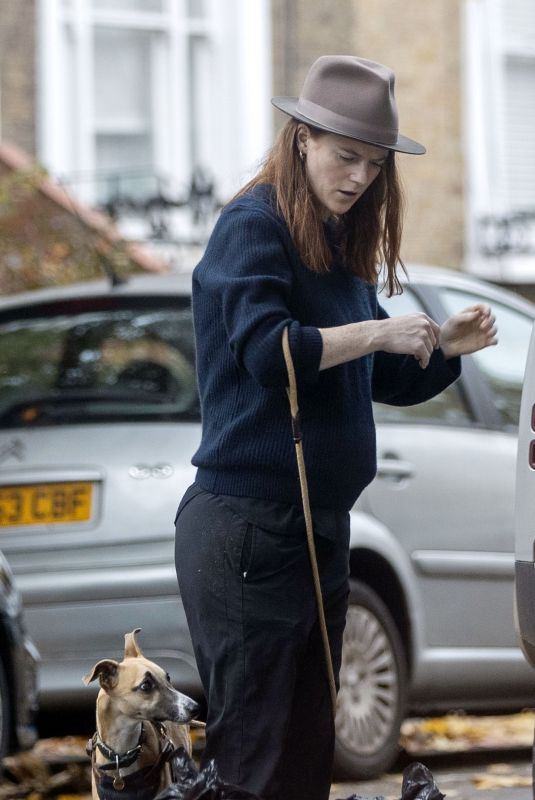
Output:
[174, 485, 350, 800]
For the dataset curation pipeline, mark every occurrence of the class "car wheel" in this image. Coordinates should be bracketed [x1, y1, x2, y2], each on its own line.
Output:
[0, 655, 11, 761]
[334, 579, 408, 780]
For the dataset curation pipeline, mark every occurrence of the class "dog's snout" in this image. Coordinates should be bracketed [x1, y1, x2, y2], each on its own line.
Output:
[187, 698, 201, 719]
[178, 693, 200, 722]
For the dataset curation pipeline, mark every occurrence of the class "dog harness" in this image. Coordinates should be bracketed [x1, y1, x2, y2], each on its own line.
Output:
[87, 721, 179, 800]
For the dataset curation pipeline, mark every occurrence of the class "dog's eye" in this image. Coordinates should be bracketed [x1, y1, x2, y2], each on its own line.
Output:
[166, 673, 171, 683]
[137, 679, 154, 693]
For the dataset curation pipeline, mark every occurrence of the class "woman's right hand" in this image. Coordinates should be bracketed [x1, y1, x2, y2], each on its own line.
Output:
[375, 313, 441, 368]
[319, 313, 441, 371]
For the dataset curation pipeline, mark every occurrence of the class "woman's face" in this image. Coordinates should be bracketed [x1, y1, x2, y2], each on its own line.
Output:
[298, 128, 388, 218]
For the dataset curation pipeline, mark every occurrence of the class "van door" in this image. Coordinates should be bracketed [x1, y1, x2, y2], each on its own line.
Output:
[515, 320, 535, 668]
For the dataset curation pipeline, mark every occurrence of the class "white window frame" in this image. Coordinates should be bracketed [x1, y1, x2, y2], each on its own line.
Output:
[463, 0, 535, 281]
[37, 0, 272, 225]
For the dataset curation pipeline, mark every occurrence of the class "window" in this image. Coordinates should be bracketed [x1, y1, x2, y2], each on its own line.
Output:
[439, 287, 533, 428]
[37, 0, 272, 240]
[93, 26, 154, 203]
[373, 287, 472, 426]
[0, 297, 199, 427]
[465, 0, 535, 280]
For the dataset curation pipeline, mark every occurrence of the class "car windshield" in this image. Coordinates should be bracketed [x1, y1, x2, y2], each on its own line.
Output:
[0, 295, 200, 427]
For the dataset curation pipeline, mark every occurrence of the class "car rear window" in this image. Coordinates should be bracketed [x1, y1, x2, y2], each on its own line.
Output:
[0, 295, 200, 427]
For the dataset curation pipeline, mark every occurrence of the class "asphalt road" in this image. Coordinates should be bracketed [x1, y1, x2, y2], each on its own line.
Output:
[330, 750, 532, 800]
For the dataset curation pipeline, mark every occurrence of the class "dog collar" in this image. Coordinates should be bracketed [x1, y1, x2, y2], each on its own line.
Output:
[88, 724, 180, 800]
[92, 724, 145, 771]
[93, 765, 164, 800]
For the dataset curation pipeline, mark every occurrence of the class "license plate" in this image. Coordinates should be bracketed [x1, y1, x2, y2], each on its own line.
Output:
[0, 482, 93, 527]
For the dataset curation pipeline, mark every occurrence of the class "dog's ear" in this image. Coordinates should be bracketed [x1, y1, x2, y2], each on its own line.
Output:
[83, 659, 120, 690]
[124, 628, 143, 659]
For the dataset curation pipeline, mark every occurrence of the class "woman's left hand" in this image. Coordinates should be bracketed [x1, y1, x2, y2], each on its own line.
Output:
[440, 304, 498, 359]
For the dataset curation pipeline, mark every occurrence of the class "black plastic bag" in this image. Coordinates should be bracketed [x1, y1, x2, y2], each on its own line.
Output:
[158, 751, 443, 800]
[338, 761, 445, 800]
[156, 749, 261, 800]
[400, 763, 445, 800]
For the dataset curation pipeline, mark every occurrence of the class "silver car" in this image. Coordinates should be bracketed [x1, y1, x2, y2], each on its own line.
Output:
[0, 548, 39, 758]
[0, 266, 533, 779]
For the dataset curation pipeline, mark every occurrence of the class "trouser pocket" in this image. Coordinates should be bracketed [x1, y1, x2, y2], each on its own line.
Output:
[173, 482, 204, 525]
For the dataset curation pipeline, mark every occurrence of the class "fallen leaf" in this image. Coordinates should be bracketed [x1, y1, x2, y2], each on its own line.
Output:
[401, 711, 535, 753]
[472, 774, 532, 789]
[486, 763, 514, 774]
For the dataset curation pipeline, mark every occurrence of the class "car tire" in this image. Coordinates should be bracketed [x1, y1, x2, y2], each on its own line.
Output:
[0, 655, 11, 761]
[334, 579, 408, 780]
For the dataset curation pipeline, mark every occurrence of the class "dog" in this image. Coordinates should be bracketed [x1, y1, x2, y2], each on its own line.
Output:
[83, 628, 200, 800]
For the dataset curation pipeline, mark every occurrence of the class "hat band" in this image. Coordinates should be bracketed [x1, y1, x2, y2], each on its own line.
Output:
[296, 97, 398, 146]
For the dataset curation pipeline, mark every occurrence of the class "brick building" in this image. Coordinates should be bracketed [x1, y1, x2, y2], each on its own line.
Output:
[271, 0, 535, 286]
[0, 0, 533, 286]
[0, 0, 37, 156]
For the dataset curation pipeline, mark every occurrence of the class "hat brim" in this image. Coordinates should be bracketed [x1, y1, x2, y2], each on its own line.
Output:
[271, 96, 426, 156]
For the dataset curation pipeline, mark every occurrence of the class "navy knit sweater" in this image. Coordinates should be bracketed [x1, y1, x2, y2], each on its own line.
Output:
[191, 184, 461, 512]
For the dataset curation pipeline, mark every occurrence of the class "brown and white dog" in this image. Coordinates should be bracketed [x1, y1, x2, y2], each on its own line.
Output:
[84, 628, 200, 800]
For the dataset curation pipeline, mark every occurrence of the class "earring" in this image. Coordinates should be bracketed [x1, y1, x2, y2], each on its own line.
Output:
[299, 150, 306, 162]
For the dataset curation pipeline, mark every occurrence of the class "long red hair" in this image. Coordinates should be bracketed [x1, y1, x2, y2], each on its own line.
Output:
[235, 119, 406, 295]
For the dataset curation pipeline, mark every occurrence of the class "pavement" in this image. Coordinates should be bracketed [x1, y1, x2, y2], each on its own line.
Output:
[2, 711, 532, 800]
[329, 750, 532, 800]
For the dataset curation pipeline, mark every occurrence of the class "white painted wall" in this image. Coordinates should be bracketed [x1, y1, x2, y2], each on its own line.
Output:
[463, 0, 535, 281]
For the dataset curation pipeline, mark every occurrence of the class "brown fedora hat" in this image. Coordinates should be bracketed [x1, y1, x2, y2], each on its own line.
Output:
[272, 55, 425, 155]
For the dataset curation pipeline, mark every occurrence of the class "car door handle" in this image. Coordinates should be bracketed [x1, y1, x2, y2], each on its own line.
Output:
[376, 453, 414, 482]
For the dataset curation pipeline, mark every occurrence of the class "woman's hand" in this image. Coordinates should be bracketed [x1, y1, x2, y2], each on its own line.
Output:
[375, 313, 442, 369]
[439, 304, 498, 359]
[319, 313, 441, 370]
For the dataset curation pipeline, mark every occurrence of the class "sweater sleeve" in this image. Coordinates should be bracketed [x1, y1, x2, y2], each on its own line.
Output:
[202, 204, 323, 388]
[372, 303, 462, 406]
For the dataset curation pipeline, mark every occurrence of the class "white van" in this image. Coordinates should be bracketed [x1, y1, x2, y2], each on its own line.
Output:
[515, 320, 535, 668]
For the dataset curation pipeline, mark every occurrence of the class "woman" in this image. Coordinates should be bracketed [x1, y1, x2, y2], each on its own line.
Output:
[175, 55, 497, 800]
